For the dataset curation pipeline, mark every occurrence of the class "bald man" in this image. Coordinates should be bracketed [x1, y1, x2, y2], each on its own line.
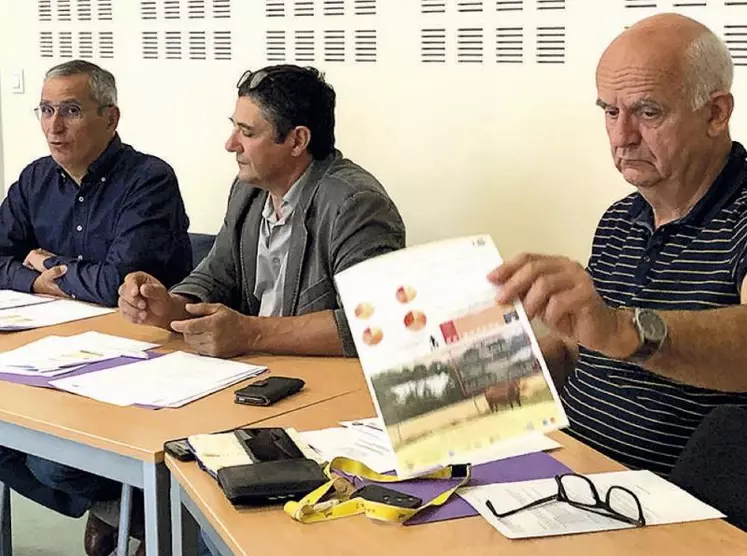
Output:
[490, 14, 747, 476]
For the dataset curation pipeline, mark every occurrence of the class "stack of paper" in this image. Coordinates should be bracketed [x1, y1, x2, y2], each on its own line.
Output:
[301, 418, 397, 473]
[0, 298, 113, 331]
[49, 351, 267, 408]
[0, 332, 158, 377]
[301, 417, 561, 474]
[0, 290, 56, 310]
[458, 470, 725, 538]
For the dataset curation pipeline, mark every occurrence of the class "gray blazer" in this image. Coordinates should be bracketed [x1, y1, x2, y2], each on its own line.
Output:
[171, 151, 405, 356]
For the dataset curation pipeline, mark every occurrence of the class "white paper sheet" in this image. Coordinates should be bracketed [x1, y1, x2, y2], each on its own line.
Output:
[458, 470, 725, 539]
[334, 235, 568, 478]
[0, 290, 56, 310]
[0, 299, 114, 331]
[0, 332, 158, 374]
[302, 423, 559, 473]
[300, 426, 397, 473]
[49, 351, 267, 407]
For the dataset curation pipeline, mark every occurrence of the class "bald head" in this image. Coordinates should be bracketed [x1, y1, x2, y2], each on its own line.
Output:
[595, 14, 734, 192]
[599, 14, 732, 110]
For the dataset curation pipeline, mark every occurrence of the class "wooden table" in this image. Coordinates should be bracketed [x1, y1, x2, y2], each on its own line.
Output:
[0, 313, 367, 556]
[167, 390, 747, 556]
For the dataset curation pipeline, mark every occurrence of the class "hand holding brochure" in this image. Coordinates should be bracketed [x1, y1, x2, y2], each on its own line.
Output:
[334, 235, 568, 478]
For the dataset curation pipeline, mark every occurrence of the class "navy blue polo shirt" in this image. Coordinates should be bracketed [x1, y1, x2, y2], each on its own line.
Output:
[0, 134, 192, 306]
[561, 141, 747, 476]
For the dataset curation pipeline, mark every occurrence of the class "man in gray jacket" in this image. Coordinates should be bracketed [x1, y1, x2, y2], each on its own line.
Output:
[118, 65, 405, 358]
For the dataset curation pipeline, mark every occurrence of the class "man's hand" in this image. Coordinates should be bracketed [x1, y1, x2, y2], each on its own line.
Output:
[32, 265, 69, 298]
[118, 271, 187, 329]
[170, 303, 254, 358]
[24, 248, 57, 273]
[488, 253, 639, 358]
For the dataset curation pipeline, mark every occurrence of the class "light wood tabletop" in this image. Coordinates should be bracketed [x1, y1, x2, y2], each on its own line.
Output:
[167, 389, 747, 556]
[0, 312, 368, 462]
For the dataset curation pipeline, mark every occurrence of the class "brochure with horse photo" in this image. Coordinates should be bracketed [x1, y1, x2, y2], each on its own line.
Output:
[335, 235, 568, 478]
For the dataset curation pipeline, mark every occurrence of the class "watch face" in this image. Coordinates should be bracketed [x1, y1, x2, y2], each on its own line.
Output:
[638, 310, 667, 342]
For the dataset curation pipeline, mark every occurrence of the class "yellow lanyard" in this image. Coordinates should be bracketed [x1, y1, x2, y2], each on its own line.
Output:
[284, 456, 471, 524]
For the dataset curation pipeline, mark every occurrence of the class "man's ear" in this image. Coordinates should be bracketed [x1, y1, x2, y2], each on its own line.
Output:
[107, 106, 121, 130]
[707, 91, 733, 137]
[290, 126, 311, 156]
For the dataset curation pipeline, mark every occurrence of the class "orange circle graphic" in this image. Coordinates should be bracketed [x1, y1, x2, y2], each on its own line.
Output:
[404, 310, 427, 331]
[396, 285, 417, 304]
[362, 327, 384, 346]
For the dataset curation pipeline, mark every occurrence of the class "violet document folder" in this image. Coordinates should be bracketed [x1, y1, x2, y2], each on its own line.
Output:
[348, 451, 571, 525]
[0, 352, 162, 390]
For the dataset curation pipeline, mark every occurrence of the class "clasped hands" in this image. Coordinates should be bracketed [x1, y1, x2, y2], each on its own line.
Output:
[118, 272, 254, 358]
[24, 248, 68, 298]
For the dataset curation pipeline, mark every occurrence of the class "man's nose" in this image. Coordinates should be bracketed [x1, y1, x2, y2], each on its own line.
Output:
[225, 130, 241, 153]
[47, 111, 66, 134]
[608, 113, 641, 150]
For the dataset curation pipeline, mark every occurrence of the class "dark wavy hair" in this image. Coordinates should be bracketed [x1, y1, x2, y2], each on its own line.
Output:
[238, 65, 336, 160]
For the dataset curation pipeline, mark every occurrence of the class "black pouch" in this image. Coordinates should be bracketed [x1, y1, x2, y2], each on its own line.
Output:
[215, 427, 326, 506]
[217, 459, 327, 505]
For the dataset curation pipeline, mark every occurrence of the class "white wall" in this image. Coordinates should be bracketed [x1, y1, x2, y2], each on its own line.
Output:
[1, 0, 746, 264]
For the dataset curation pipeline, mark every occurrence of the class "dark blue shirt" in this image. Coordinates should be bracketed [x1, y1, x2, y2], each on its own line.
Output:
[0, 135, 192, 306]
[562, 141, 747, 476]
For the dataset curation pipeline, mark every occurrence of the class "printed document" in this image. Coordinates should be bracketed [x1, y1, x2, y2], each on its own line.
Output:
[50, 351, 266, 407]
[0, 332, 157, 375]
[334, 235, 568, 478]
[0, 299, 113, 331]
[0, 290, 55, 310]
[459, 470, 725, 538]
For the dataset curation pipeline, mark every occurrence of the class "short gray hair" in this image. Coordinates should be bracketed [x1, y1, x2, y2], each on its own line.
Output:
[684, 31, 733, 110]
[45, 60, 117, 107]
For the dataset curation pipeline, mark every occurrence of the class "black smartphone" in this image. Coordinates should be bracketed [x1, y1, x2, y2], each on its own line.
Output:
[350, 485, 422, 509]
[234, 376, 305, 406]
[164, 438, 194, 462]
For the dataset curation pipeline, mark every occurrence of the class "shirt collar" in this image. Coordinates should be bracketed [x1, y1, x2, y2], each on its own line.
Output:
[630, 141, 747, 232]
[261, 162, 313, 223]
[58, 134, 123, 185]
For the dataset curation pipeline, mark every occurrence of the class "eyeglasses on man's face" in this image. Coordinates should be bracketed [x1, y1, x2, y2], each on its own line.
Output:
[485, 473, 646, 528]
[34, 102, 113, 121]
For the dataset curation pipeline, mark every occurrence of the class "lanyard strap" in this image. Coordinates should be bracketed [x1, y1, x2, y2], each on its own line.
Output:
[284, 456, 471, 524]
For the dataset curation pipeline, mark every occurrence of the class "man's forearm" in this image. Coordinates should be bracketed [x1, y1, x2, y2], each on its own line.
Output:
[247, 310, 344, 356]
[0, 257, 40, 292]
[605, 306, 747, 392]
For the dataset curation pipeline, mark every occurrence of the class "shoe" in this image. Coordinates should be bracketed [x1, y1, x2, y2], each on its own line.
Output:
[134, 540, 146, 556]
[84, 512, 117, 556]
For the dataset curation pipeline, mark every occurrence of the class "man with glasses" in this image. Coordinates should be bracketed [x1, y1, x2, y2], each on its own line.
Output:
[0, 60, 192, 556]
[0, 60, 192, 306]
[119, 65, 405, 359]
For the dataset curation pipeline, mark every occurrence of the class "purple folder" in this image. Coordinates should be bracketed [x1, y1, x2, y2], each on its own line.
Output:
[347, 451, 571, 525]
[0, 352, 162, 390]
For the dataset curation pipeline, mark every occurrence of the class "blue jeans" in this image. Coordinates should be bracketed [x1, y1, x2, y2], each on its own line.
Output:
[0, 446, 119, 518]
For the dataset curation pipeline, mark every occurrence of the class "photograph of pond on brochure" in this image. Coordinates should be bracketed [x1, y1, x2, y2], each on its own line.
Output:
[335, 235, 569, 478]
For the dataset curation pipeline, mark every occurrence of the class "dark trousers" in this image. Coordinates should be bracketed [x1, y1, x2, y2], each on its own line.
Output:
[0, 446, 119, 518]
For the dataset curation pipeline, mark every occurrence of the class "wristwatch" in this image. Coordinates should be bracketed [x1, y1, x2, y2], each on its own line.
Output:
[625, 308, 667, 364]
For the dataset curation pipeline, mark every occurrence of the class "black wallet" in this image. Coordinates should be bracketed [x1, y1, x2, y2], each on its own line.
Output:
[215, 427, 326, 505]
[217, 459, 327, 505]
[234, 376, 305, 406]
